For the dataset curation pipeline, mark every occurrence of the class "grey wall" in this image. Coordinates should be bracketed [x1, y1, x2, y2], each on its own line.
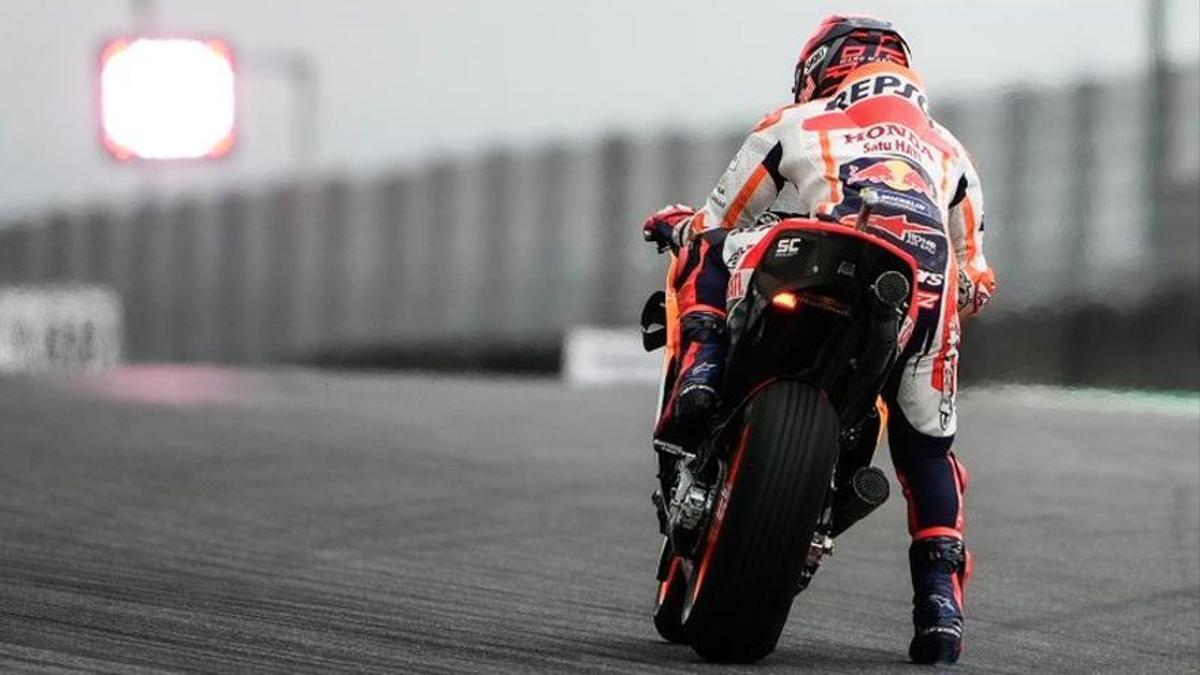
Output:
[2, 67, 1197, 387]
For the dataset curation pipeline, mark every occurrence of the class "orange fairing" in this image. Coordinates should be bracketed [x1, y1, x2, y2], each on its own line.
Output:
[664, 253, 681, 370]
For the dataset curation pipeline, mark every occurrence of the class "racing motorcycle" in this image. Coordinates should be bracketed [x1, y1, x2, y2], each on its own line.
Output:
[641, 193, 919, 663]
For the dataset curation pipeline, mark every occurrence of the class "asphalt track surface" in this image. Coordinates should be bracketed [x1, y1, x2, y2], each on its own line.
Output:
[1, 367, 1197, 673]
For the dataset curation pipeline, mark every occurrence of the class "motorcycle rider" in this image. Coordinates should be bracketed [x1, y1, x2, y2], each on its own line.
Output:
[642, 15, 997, 665]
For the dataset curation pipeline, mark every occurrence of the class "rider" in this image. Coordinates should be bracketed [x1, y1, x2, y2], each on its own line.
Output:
[642, 15, 997, 665]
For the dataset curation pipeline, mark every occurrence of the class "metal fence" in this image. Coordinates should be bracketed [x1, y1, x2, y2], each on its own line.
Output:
[1, 66, 1197, 370]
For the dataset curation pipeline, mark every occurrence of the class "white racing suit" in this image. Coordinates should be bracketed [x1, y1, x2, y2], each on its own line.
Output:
[668, 62, 996, 554]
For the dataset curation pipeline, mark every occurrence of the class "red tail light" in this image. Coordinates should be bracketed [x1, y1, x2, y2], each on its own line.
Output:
[772, 292, 799, 310]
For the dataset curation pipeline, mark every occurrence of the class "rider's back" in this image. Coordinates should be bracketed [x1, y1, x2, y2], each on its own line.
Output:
[762, 62, 967, 232]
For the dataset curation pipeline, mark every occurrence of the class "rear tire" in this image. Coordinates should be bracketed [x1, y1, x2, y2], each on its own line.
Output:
[682, 381, 840, 663]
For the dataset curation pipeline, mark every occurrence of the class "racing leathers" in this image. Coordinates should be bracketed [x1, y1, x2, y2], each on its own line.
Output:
[652, 61, 996, 658]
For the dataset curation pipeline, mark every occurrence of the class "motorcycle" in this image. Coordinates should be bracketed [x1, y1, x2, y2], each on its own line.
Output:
[641, 194, 920, 663]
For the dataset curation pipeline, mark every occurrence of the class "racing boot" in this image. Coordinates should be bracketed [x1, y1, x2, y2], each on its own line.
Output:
[908, 536, 970, 665]
[655, 311, 726, 447]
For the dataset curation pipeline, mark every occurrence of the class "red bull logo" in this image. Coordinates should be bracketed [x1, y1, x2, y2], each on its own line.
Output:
[849, 159, 935, 199]
[839, 212, 943, 247]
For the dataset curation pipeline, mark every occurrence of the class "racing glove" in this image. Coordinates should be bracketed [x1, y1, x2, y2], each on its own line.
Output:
[957, 266, 997, 316]
[641, 204, 695, 254]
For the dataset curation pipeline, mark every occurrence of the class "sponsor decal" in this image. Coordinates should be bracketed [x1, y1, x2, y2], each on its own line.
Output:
[711, 154, 744, 209]
[874, 191, 936, 220]
[849, 158, 936, 200]
[871, 219, 949, 289]
[836, 157, 946, 244]
[804, 45, 828, 74]
[726, 269, 753, 303]
[938, 321, 961, 430]
[711, 183, 728, 209]
[855, 213, 942, 244]
[903, 231, 938, 256]
[725, 244, 748, 270]
[916, 290, 941, 310]
[774, 237, 804, 258]
[825, 72, 929, 113]
[724, 225, 770, 269]
[917, 270, 945, 288]
[842, 124, 938, 164]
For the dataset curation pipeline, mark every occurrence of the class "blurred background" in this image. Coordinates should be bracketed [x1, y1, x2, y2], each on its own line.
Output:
[0, 0, 1197, 387]
[1, 3, 1198, 672]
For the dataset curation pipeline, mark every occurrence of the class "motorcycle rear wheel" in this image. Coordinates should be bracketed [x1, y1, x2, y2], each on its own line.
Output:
[682, 380, 840, 663]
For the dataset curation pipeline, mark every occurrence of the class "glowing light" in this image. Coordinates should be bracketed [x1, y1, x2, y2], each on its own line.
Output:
[772, 292, 799, 310]
[99, 37, 236, 160]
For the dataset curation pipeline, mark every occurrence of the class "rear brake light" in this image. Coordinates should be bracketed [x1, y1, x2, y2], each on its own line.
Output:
[772, 292, 799, 310]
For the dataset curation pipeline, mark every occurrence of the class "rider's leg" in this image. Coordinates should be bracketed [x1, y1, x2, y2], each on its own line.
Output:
[656, 229, 729, 443]
[884, 300, 972, 665]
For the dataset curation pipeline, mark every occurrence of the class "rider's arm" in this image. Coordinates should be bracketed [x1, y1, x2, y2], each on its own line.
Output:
[946, 149, 996, 317]
[682, 108, 796, 239]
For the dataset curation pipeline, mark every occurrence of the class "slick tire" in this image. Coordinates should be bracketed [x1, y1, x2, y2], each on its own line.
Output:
[682, 381, 840, 663]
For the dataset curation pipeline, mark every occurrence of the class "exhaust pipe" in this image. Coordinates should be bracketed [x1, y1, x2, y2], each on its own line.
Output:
[830, 466, 890, 538]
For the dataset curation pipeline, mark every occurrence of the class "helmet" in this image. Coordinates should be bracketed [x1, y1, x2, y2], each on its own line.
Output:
[793, 14, 912, 103]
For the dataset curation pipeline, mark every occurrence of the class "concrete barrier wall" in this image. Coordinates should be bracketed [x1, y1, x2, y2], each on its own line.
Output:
[1, 68, 1197, 387]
